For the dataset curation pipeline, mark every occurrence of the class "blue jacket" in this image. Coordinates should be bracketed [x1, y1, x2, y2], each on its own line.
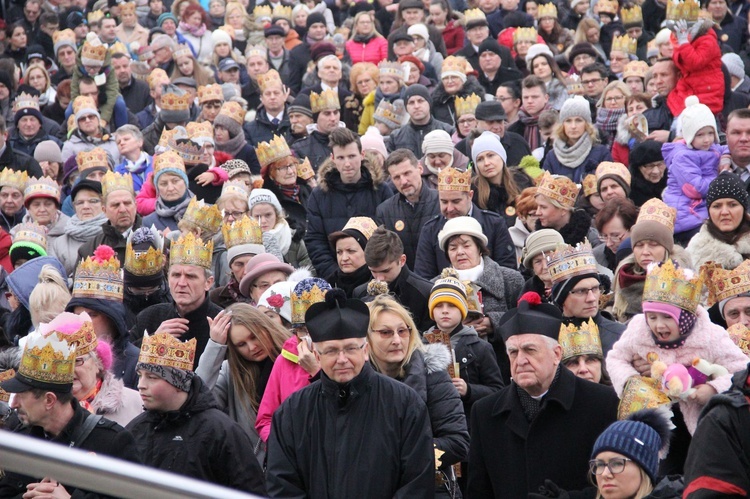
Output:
[542, 144, 612, 183]
[115, 154, 154, 193]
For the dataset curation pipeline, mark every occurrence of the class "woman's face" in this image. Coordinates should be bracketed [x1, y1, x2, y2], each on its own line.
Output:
[379, 75, 400, 95]
[646, 77, 658, 96]
[586, 27, 600, 43]
[457, 113, 476, 137]
[355, 14, 374, 35]
[447, 234, 482, 269]
[405, 62, 421, 85]
[336, 237, 366, 273]
[230, 323, 269, 362]
[271, 160, 298, 186]
[11, 27, 27, 49]
[250, 270, 287, 303]
[531, 252, 551, 284]
[294, 10, 308, 27]
[645, 311, 680, 342]
[41, 161, 60, 180]
[214, 124, 230, 142]
[428, 4, 447, 25]
[28, 198, 56, 225]
[355, 72, 376, 96]
[413, 35, 427, 50]
[536, 196, 568, 229]
[73, 189, 103, 221]
[600, 216, 629, 254]
[599, 178, 626, 202]
[442, 75, 463, 95]
[156, 173, 187, 202]
[709, 198, 745, 233]
[658, 41, 673, 59]
[475, 150, 504, 182]
[515, 39, 533, 57]
[187, 11, 203, 27]
[539, 17, 554, 33]
[176, 55, 194, 76]
[214, 42, 231, 58]
[72, 353, 100, 399]
[368, 310, 409, 367]
[250, 203, 278, 232]
[563, 116, 587, 142]
[532, 56, 552, 80]
[627, 100, 647, 116]
[603, 89, 625, 110]
[563, 354, 602, 383]
[593, 451, 643, 499]
[162, 19, 177, 35]
[257, 305, 284, 327]
[27, 68, 46, 92]
[624, 77, 644, 94]
[633, 240, 666, 269]
[227, 8, 244, 28]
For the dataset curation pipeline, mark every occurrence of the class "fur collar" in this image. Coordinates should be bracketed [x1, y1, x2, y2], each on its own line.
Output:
[431, 76, 486, 105]
[686, 224, 750, 270]
[422, 342, 451, 374]
[316, 157, 386, 192]
[535, 209, 592, 246]
[90, 371, 126, 415]
[615, 114, 632, 145]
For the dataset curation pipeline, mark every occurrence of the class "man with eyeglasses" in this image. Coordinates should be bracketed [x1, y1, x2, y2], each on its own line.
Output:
[628, 140, 667, 206]
[579, 64, 610, 121]
[266, 289, 434, 498]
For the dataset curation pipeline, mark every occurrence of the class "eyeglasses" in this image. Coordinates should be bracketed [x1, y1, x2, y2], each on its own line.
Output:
[568, 285, 604, 297]
[582, 78, 604, 86]
[458, 117, 476, 125]
[639, 161, 664, 171]
[589, 457, 632, 476]
[371, 326, 411, 339]
[602, 233, 624, 243]
[273, 164, 296, 172]
[605, 95, 625, 103]
[316, 342, 367, 359]
[74, 198, 102, 207]
[224, 210, 249, 219]
[79, 114, 98, 122]
[75, 356, 89, 367]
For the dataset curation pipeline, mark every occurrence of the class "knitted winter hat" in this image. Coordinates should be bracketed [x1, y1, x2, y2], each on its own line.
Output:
[288, 93, 313, 118]
[568, 43, 598, 65]
[33, 141, 62, 164]
[722, 53, 745, 80]
[361, 127, 388, 159]
[472, 130, 507, 166]
[560, 95, 591, 124]
[407, 23, 429, 42]
[706, 171, 749, 210]
[222, 159, 251, 179]
[211, 28, 233, 47]
[403, 84, 432, 108]
[521, 228, 564, 269]
[306, 12, 326, 29]
[248, 188, 283, 215]
[681, 95, 717, 148]
[629, 140, 663, 169]
[429, 275, 468, 320]
[157, 12, 178, 26]
[422, 129, 454, 155]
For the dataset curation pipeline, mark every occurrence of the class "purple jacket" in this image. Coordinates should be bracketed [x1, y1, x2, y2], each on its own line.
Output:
[662, 141, 728, 234]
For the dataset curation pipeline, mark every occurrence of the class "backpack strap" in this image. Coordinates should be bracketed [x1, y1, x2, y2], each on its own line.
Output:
[69, 414, 103, 449]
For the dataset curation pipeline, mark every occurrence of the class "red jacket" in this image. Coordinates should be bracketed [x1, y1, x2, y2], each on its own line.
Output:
[442, 20, 465, 55]
[497, 27, 546, 58]
[0, 229, 11, 274]
[345, 36, 388, 65]
[668, 29, 725, 116]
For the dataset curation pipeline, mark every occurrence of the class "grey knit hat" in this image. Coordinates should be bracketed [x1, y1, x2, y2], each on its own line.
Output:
[521, 228, 564, 269]
[403, 84, 432, 108]
[559, 96, 591, 124]
[33, 141, 62, 164]
[722, 53, 745, 80]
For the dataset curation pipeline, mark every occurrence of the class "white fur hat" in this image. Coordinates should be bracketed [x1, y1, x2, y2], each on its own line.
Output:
[681, 95, 717, 148]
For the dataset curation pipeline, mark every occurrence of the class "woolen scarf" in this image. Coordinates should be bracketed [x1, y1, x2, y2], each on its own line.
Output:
[154, 190, 193, 221]
[552, 133, 593, 169]
[179, 21, 207, 37]
[216, 131, 246, 157]
[275, 180, 300, 203]
[66, 212, 107, 242]
[596, 107, 625, 133]
[353, 32, 376, 43]
[518, 108, 546, 150]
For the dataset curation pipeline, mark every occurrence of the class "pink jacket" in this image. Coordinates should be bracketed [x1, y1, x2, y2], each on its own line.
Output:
[606, 307, 749, 434]
[345, 36, 388, 65]
[255, 336, 313, 442]
[135, 167, 228, 216]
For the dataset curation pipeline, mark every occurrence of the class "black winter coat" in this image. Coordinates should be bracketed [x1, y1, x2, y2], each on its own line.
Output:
[375, 184, 440, 270]
[386, 118, 455, 157]
[78, 215, 144, 266]
[291, 129, 332, 171]
[266, 362, 435, 498]
[263, 176, 312, 237]
[471, 168, 533, 227]
[414, 206, 517, 279]
[126, 376, 266, 495]
[431, 77, 487, 128]
[0, 143, 43, 178]
[244, 105, 292, 147]
[477, 66, 524, 96]
[120, 76, 152, 115]
[287, 42, 312, 95]
[467, 367, 619, 498]
[644, 95, 674, 134]
[141, 116, 166, 155]
[8, 128, 62, 157]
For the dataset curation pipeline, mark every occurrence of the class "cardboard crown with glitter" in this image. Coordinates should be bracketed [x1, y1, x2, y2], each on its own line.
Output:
[0, 369, 14, 402]
[666, 0, 700, 21]
[643, 260, 703, 314]
[14, 331, 76, 392]
[138, 331, 196, 372]
[77, 147, 109, 172]
[702, 259, 750, 306]
[222, 215, 262, 249]
[617, 376, 671, 420]
[257, 135, 291, 169]
[0, 167, 28, 192]
[291, 277, 332, 325]
[125, 225, 165, 277]
[455, 94, 481, 118]
[12, 221, 47, 249]
[13, 92, 40, 114]
[513, 27, 537, 44]
[612, 35, 637, 55]
[559, 318, 602, 361]
[536, 171, 579, 208]
[258, 69, 283, 93]
[546, 240, 598, 285]
[74, 245, 124, 302]
[39, 311, 98, 358]
[310, 89, 340, 113]
[102, 171, 134, 199]
[182, 197, 223, 236]
[438, 166, 472, 192]
[170, 232, 213, 269]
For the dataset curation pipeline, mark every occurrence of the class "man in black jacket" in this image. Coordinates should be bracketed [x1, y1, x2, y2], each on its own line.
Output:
[244, 69, 291, 146]
[456, 9, 516, 73]
[287, 13, 328, 94]
[456, 101, 531, 167]
[0, 116, 43, 178]
[387, 84, 454, 157]
[113, 52, 151, 115]
[291, 88, 342, 171]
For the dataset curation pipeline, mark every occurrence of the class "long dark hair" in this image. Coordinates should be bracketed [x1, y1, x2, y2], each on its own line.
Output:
[706, 210, 750, 245]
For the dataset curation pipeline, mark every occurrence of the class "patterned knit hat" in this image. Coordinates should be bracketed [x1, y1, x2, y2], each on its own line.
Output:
[706, 172, 748, 210]
[429, 274, 468, 320]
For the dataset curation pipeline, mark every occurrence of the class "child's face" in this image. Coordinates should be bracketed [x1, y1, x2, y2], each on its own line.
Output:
[691, 126, 715, 151]
[433, 302, 463, 332]
[645, 312, 680, 342]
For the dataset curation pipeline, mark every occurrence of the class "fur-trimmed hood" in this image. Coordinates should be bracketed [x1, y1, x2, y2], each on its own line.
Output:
[89, 371, 144, 427]
[686, 223, 750, 270]
[401, 343, 452, 403]
[0, 346, 20, 371]
[431, 76, 486, 107]
[315, 157, 386, 193]
[422, 342, 452, 374]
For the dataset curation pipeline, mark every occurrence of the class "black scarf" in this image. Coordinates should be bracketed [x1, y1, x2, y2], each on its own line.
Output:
[516, 366, 562, 422]
[330, 264, 372, 298]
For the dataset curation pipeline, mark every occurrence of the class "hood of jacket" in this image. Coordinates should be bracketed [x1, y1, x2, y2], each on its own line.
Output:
[144, 375, 218, 424]
[431, 76, 486, 106]
[317, 157, 386, 192]
[401, 343, 451, 403]
[91, 371, 128, 415]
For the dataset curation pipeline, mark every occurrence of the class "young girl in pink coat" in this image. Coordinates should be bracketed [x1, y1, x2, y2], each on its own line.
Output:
[606, 260, 749, 435]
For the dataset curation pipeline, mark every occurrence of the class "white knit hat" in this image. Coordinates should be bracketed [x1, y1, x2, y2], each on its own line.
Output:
[559, 95, 592, 124]
[422, 129, 454, 155]
[407, 23, 430, 42]
[211, 29, 233, 47]
[248, 188, 284, 215]
[654, 28, 672, 46]
[525, 43, 554, 65]
[472, 130, 508, 166]
[681, 95, 717, 148]
[722, 53, 745, 80]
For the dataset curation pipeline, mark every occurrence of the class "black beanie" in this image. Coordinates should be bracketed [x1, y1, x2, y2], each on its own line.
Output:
[478, 39, 503, 57]
[404, 84, 432, 108]
[307, 12, 326, 29]
[706, 171, 749, 210]
[551, 273, 601, 307]
[629, 140, 663, 169]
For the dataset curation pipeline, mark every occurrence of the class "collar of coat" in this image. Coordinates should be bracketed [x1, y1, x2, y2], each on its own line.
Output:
[491, 365, 575, 419]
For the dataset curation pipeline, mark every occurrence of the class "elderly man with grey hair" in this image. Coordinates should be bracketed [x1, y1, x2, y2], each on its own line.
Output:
[300, 54, 358, 130]
[114, 125, 153, 194]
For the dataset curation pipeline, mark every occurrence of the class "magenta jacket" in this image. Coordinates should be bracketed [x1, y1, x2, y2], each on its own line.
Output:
[345, 36, 388, 65]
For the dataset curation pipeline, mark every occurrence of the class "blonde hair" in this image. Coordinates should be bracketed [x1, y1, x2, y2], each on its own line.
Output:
[366, 295, 423, 379]
[349, 11, 383, 40]
[596, 80, 632, 108]
[554, 119, 599, 146]
[473, 166, 522, 211]
[594, 467, 653, 499]
[23, 64, 51, 93]
[171, 51, 216, 87]
[29, 265, 71, 327]
[574, 18, 600, 44]
[350, 62, 380, 94]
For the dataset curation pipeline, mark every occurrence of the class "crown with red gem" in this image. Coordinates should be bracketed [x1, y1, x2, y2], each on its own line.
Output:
[437, 166, 472, 192]
[77, 147, 109, 172]
[138, 331, 196, 371]
[536, 171, 580, 209]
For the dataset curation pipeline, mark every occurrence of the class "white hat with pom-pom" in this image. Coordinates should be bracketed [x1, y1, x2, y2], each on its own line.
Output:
[680, 95, 717, 148]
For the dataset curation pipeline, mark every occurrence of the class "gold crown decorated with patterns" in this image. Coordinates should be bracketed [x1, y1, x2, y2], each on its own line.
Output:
[161, 88, 191, 111]
[341, 216, 378, 240]
[272, 4, 292, 20]
[119, 1, 136, 14]
[442, 55, 469, 76]
[0, 369, 14, 402]
[139, 331, 196, 371]
[222, 215, 262, 249]
[147, 68, 169, 90]
[621, 5, 643, 25]
[258, 69, 283, 93]
[109, 41, 129, 57]
[74, 246, 124, 301]
[727, 323, 750, 357]
[455, 93, 481, 118]
[219, 101, 246, 125]
[643, 260, 703, 314]
[182, 197, 223, 236]
[612, 34, 637, 55]
[297, 157, 315, 181]
[158, 127, 181, 149]
[559, 318, 602, 361]
[245, 45, 267, 59]
[101, 171, 134, 200]
[18, 331, 76, 388]
[77, 147, 109, 172]
[379, 60, 404, 80]
[153, 150, 186, 176]
[703, 259, 750, 306]
[125, 227, 165, 277]
[53, 29, 76, 47]
[13, 92, 40, 114]
[597, 0, 619, 14]
[169, 137, 205, 166]
[537, 2, 558, 19]
[513, 27, 538, 44]
[257, 135, 291, 169]
[72, 95, 97, 115]
[310, 89, 340, 113]
[596, 161, 631, 186]
[623, 60, 649, 79]
[546, 240, 598, 285]
[12, 222, 47, 249]
[39, 312, 98, 358]
[197, 84, 224, 104]
[373, 100, 403, 127]
[24, 176, 60, 203]
[635, 198, 676, 231]
[438, 166, 472, 192]
[464, 8, 487, 25]
[87, 10, 105, 24]
[170, 232, 213, 269]
[666, 0, 700, 21]
[172, 43, 193, 60]
[537, 171, 580, 209]
[0, 167, 28, 192]
[253, 4, 272, 18]
[220, 179, 250, 199]
[186, 121, 213, 142]
[617, 376, 671, 420]
[81, 33, 108, 63]
[582, 174, 598, 197]
[291, 279, 330, 325]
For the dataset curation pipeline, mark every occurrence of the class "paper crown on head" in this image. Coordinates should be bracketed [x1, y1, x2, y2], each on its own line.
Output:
[513, 27, 538, 44]
[109, 41, 129, 57]
[13, 92, 40, 114]
[138, 331, 196, 371]
[643, 260, 703, 314]
[153, 150, 186, 176]
[119, 1, 136, 14]
[455, 93, 481, 118]
[169, 137, 205, 167]
[438, 166, 472, 192]
[74, 245, 124, 302]
[222, 214, 262, 250]
[310, 89, 340, 114]
[703, 259, 750, 306]
[582, 174, 598, 197]
[464, 8, 487, 25]
[87, 9, 105, 23]
[621, 4, 643, 25]
[537, 2, 558, 18]
[559, 318, 603, 361]
[727, 323, 750, 357]
[442, 55, 470, 75]
[612, 34, 637, 55]
[379, 60, 404, 80]
[170, 232, 213, 269]
[623, 60, 649, 80]
[186, 121, 213, 142]
[617, 376, 671, 420]
[198, 83, 224, 103]
[219, 101, 246, 125]
[0, 167, 29, 192]
[666, 0, 700, 21]
[147, 68, 169, 89]
[340, 216, 378, 240]
[101, 171, 134, 199]
[12, 222, 47, 249]
[546, 240, 598, 285]
[125, 225, 165, 276]
[161, 86, 191, 111]
[0, 369, 14, 402]
[81, 32, 108, 65]
[257, 69, 283, 93]
[182, 197, 223, 236]
[172, 43, 193, 60]
[635, 198, 676, 231]
[291, 277, 332, 325]
[297, 157, 315, 181]
[16, 331, 76, 391]
[39, 312, 98, 358]
[24, 176, 60, 204]
[77, 147, 109, 172]
[253, 4, 272, 18]
[53, 29, 76, 48]
[597, 0, 619, 14]
[73, 96, 98, 116]
[537, 171, 579, 209]
[257, 135, 291, 169]
[220, 179, 250, 198]
[157, 127, 181, 149]
[272, 4, 292, 19]
[245, 45, 267, 59]
[596, 161, 631, 186]
[373, 99, 405, 129]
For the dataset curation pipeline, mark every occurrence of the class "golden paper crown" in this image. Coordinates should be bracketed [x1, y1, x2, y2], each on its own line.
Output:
[559, 318, 602, 361]
[74, 246, 124, 301]
[291, 279, 330, 324]
[109, 41, 129, 57]
[455, 93, 481, 117]
[169, 137, 205, 166]
[253, 4, 272, 18]
[597, 0, 619, 14]
[582, 174, 598, 197]
[257, 135, 291, 169]
[621, 5, 643, 25]
[13, 91, 40, 114]
[182, 197, 223, 236]
[119, 1, 136, 14]
[197, 83, 224, 104]
[53, 29, 76, 47]
[438, 166, 472, 192]
[612, 34, 637, 55]
[161, 89, 191, 111]
[442, 55, 469, 76]
[186, 121, 213, 142]
[464, 8, 487, 25]
[72, 95, 97, 115]
[596, 161, 631, 186]
[0, 369, 14, 402]
[81, 33, 107, 63]
[158, 127, 181, 149]
[219, 101, 246, 125]
[101, 171, 134, 199]
[643, 260, 703, 314]
[172, 43, 193, 60]
[546, 240, 599, 285]
[18, 332, 76, 388]
[537, 171, 580, 208]
[220, 179, 250, 199]
[147, 68, 169, 89]
[703, 259, 750, 306]
[272, 4, 292, 20]
[727, 323, 750, 357]
[537, 2, 558, 18]
[125, 226, 165, 277]
[88, 10, 105, 24]
[139, 331, 196, 371]
[24, 176, 60, 203]
[666, 0, 700, 21]
[170, 232, 213, 269]
[623, 60, 649, 79]
[513, 27, 538, 44]
[341, 217, 377, 240]
[245, 45, 267, 59]
[310, 89, 340, 114]
[378, 61, 404, 80]
[77, 147, 109, 172]
[258, 69, 283, 93]
[222, 215, 262, 249]
[0, 167, 29, 192]
[12, 222, 47, 249]
[45, 314, 98, 358]
[636, 198, 676, 231]
[153, 150, 186, 176]
[297, 157, 315, 181]
[373, 100, 403, 127]
[617, 376, 671, 420]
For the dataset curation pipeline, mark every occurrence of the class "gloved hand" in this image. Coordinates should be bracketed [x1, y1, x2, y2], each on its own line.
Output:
[674, 19, 690, 45]
[528, 480, 570, 499]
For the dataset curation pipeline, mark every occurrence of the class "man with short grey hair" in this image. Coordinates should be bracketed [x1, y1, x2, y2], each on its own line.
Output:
[114, 124, 153, 193]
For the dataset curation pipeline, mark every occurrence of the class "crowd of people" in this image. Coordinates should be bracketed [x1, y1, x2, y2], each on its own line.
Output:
[0, 0, 749, 496]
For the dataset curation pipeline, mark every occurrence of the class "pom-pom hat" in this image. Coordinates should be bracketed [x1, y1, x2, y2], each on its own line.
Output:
[429, 275, 469, 320]
[680, 95, 717, 148]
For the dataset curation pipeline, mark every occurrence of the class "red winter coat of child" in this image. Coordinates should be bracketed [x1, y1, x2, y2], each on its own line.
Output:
[668, 28, 724, 117]
[345, 36, 389, 65]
